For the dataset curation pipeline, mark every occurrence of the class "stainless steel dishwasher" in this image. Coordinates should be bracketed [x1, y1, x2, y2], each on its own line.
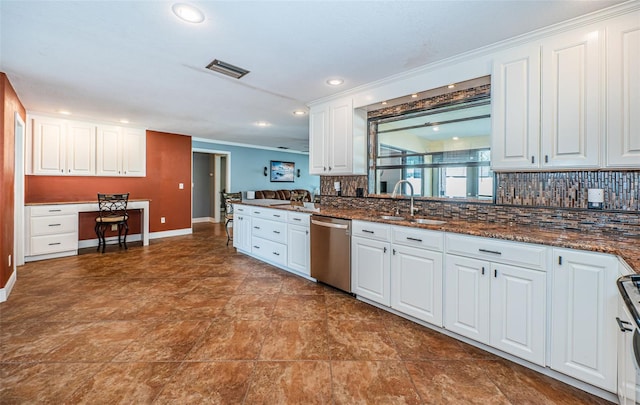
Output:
[310, 215, 351, 293]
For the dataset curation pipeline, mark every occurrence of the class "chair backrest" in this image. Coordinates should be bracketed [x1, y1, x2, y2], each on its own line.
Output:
[222, 192, 241, 219]
[97, 193, 129, 219]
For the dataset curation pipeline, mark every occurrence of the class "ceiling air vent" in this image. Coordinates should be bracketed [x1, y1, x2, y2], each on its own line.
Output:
[205, 59, 250, 79]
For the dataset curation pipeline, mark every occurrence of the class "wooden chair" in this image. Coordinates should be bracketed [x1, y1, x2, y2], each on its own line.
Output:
[95, 193, 129, 253]
[222, 192, 241, 245]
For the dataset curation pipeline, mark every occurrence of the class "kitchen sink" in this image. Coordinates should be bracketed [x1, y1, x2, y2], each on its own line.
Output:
[379, 215, 405, 221]
[411, 218, 447, 225]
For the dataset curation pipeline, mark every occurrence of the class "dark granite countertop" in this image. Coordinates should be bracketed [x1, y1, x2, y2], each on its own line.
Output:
[236, 201, 640, 274]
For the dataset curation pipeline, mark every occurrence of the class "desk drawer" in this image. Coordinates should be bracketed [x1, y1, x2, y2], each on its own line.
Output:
[30, 205, 77, 217]
[30, 214, 77, 236]
[30, 233, 78, 255]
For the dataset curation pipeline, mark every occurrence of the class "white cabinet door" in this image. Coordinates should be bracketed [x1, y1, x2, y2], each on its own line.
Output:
[606, 13, 640, 168]
[352, 236, 391, 306]
[391, 244, 443, 326]
[490, 263, 546, 366]
[328, 98, 353, 174]
[444, 254, 490, 343]
[121, 128, 146, 176]
[233, 213, 252, 252]
[96, 125, 122, 176]
[491, 45, 541, 170]
[32, 116, 66, 175]
[287, 224, 310, 276]
[541, 26, 602, 168]
[617, 301, 638, 405]
[550, 248, 618, 392]
[309, 103, 329, 174]
[66, 121, 95, 175]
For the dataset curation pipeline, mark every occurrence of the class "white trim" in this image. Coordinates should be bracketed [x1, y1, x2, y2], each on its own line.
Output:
[192, 137, 309, 155]
[24, 250, 77, 262]
[192, 217, 215, 224]
[78, 234, 143, 249]
[149, 228, 192, 240]
[0, 268, 17, 303]
[14, 113, 26, 268]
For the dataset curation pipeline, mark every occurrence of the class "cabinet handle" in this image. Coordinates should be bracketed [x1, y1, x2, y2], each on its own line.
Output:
[273, 252, 280, 256]
[494, 269, 498, 278]
[273, 231, 280, 234]
[306, 230, 309, 235]
[293, 218, 301, 221]
[531, 156, 535, 164]
[323, 166, 327, 171]
[383, 247, 387, 253]
[254, 226, 260, 230]
[48, 224, 61, 227]
[329, 166, 332, 171]
[48, 242, 61, 246]
[406, 237, 422, 242]
[479, 248, 502, 255]
[48, 209, 62, 212]
[616, 317, 633, 332]
[273, 214, 281, 218]
[558, 256, 562, 265]
[362, 230, 374, 234]
[482, 266, 485, 275]
[253, 245, 260, 249]
[544, 155, 549, 163]
[392, 249, 396, 255]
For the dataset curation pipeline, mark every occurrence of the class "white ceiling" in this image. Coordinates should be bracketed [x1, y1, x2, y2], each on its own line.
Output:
[0, 0, 625, 153]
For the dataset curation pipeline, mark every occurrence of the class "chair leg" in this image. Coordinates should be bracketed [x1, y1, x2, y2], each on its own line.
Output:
[117, 224, 122, 247]
[225, 219, 232, 246]
[95, 223, 101, 252]
[122, 222, 128, 250]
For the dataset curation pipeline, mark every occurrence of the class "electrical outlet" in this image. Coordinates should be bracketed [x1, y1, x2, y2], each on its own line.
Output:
[179, 183, 184, 189]
[111, 224, 118, 231]
[161, 217, 166, 224]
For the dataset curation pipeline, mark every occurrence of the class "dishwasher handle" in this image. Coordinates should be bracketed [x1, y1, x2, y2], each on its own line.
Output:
[311, 219, 349, 230]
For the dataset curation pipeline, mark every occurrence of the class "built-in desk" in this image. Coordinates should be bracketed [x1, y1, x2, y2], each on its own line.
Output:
[25, 200, 150, 262]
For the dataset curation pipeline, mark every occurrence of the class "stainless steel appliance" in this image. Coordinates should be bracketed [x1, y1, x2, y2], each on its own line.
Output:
[617, 274, 640, 404]
[310, 215, 351, 292]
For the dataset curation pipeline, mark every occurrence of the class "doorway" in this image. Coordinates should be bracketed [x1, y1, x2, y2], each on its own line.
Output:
[192, 149, 231, 224]
[14, 113, 25, 267]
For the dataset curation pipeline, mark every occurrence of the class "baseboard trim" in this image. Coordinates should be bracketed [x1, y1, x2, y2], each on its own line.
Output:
[149, 228, 193, 240]
[0, 269, 17, 303]
[192, 217, 218, 224]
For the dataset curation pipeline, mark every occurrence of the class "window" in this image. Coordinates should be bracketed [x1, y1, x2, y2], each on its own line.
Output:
[368, 81, 493, 200]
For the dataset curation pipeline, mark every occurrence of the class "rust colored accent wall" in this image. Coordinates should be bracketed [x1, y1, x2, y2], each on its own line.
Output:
[1, 73, 26, 289]
[25, 130, 192, 235]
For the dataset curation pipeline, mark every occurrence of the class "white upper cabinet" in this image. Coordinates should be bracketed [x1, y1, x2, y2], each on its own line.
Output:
[606, 13, 640, 168]
[31, 116, 95, 176]
[492, 25, 603, 170]
[309, 97, 366, 175]
[491, 45, 541, 170]
[96, 126, 146, 177]
[540, 26, 602, 168]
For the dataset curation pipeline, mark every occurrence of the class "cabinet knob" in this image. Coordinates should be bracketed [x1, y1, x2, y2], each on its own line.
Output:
[531, 156, 535, 164]
[544, 155, 549, 164]
[323, 166, 327, 171]
[329, 166, 332, 171]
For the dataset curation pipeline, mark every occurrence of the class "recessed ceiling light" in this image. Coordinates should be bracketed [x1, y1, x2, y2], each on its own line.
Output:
[448, 84, 455, 89]
[172, 3, 205, 24]
[119, 119, 129, 124]
[58, 110, 71, 115]
[453, 136, 459, 140]
[292, 110, 307, 116]
[432, 126, 440, 132]
[411, 94, 418, 98]
[326, 78, 344, 86]
[381, 101, 388, 105]
[255, 121, 270, 127]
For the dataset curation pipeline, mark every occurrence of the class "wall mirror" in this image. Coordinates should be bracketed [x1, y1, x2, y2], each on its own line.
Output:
[366, 76, 493, 201]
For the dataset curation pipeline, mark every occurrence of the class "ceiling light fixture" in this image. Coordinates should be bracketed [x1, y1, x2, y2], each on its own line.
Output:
[58, 110, 71, 115]
[255, 121, 270, 127]
[432, 126, 440, 132]
[172, 3, 205, 24]
[292, 110, 307, 116]
[206, 59, 250, 79]
[453, 136, 459, 140]
[411, 94, 418, 98]
[326, 78, 344, 86]
[119, 119, 130, 124]
[448, 84, 455, 89]
[381, 101, 388, 105]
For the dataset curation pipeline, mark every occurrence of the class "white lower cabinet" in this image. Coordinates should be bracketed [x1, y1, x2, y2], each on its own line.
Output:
[352, 221, 444, 326]
[550, 248, 618, 392]
[26, 204, 79, 260]
[444, 234, 547, 366]
[287, 223, 310, 276]
[232, 211, 252, 252]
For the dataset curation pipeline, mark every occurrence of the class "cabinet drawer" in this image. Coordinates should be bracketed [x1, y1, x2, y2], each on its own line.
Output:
[446, 233, 548, 271]
[30, 205, 77, 217]
[252, 218, 287, 243]
[31, 214, 77, 236]
[392, 226, 443, 251]
[251, 236, 287, 266]
[234, 204, 249, 214]
[352, 220, 390, 242]
[30, 233, 78, 255]
[288, 212, 310, 226]
[250, 207, 288, 221]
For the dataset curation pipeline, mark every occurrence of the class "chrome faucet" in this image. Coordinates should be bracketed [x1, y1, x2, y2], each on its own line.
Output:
[391, 180, 418, 217]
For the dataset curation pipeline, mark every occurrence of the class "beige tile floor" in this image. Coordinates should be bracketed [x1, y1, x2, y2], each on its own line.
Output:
[0, 223, 612, 404]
